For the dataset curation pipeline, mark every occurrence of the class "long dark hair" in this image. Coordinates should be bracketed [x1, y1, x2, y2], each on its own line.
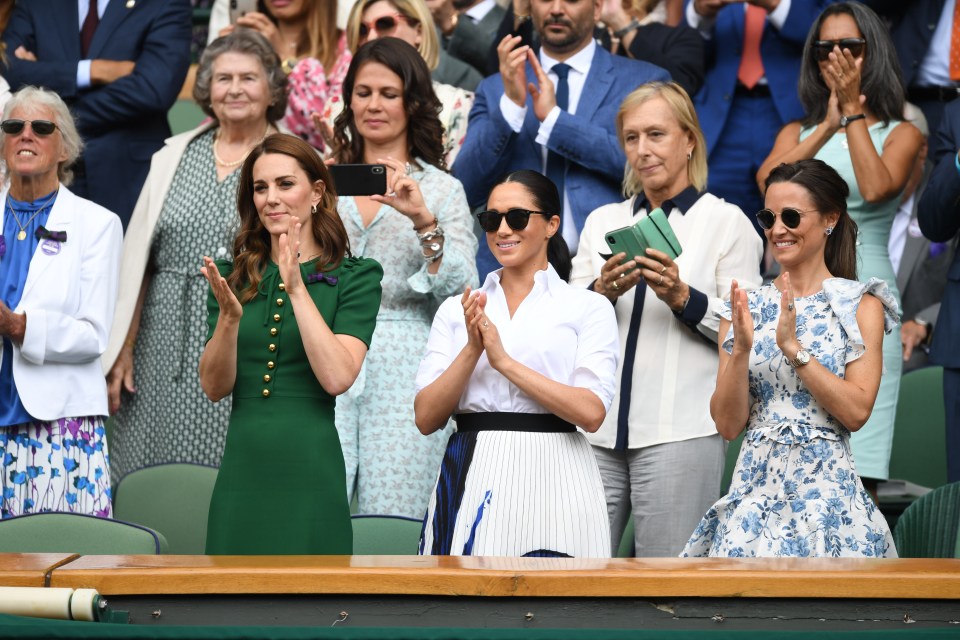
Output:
[799, 2, 905, 129]
[491, 170, 572, 281]
[231, 134, 350, 303]
[332, 38, 446, 170]
[764, 159, 858, 280]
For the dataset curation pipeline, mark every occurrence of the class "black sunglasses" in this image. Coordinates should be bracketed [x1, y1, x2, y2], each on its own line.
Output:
[811, 38, 866, 61]
[358, 14, 413, 39]
[476, 208, 553, 232]
[1, 119, 59, 136]
[756, 208, 818, 230]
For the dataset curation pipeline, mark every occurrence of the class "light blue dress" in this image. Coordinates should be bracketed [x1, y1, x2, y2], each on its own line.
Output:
[681, 278, 899, 558]
[335, 161, 478, 518]
[799, 122, 904, 480]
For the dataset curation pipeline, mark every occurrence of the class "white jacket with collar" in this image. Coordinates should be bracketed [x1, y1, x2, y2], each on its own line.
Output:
[1, 184, 123, 420]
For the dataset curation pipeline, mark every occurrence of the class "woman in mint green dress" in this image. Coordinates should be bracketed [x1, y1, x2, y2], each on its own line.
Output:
[757, 3, 924, 485]
[200, 134, 382, 554]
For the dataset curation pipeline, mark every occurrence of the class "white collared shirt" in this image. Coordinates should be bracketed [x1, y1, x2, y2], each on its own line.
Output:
[416, 265, 620, 420]
[569, 194, 763, 449]
[917, 0, 957, 87]
[76, 0, 113, 88]
[464, 0, 497, 23]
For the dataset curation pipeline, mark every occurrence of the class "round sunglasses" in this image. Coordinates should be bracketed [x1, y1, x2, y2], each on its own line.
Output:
[476, 208, 554, 233]
[358, 13, 412, 39]
[811, 38, 865, 61]
[756, 207, 817, 230]
[1, 119, 59, 136]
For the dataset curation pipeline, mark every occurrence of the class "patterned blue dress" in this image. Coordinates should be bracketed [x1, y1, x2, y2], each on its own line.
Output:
[682, 278, 899, 558]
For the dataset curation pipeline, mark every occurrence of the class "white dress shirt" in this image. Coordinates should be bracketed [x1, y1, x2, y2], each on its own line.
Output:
[464, 0, 497, 23]
[76, 0, 112, 89]
[917, 0, 956, 87]
[416, 265, 620, 420]
[569, 193, 763, 449]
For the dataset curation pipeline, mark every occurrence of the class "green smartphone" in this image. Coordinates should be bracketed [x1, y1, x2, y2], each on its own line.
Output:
[603, 208, 683, 271]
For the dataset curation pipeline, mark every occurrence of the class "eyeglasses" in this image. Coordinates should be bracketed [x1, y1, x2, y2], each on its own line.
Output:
[0, 119, 59, 136]
[476, 208, 553, 232]
[358, 13, 412, 39]
[811, 38, 866, 61]
[756, 207, 817, 230]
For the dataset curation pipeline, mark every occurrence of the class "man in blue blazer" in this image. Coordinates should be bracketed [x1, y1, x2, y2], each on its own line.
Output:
[918, 98, 960, 483]
[686, 0, 832, 238]
[453, 0, 669, 279]
[2, 0, 193, 229]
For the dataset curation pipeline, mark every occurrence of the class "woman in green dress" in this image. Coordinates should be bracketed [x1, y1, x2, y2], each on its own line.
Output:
[200, 133, 383, 554]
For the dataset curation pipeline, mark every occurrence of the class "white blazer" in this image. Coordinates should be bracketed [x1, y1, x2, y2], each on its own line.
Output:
[1, 185, 123, 420]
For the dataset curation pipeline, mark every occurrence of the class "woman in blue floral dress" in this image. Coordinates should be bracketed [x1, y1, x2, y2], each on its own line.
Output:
[683, 159, 899, 558]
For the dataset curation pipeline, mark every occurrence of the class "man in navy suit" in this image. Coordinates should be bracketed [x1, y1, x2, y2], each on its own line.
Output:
[686, 0, 832, 239]
[918, 99, 960, 483]
[453, 0, 670, 279]
[2, 0, 193, 229]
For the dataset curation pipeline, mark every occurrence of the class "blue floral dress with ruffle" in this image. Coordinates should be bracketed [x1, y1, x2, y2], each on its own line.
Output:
[681, 278, 900, 558]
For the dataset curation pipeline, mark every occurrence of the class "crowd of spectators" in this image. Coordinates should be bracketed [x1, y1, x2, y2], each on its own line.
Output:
[0, 0, 958, 559]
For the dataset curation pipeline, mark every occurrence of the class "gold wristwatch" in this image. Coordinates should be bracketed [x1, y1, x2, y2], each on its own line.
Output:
[788, 347, 811, 368]
[281, 57, 297, 75]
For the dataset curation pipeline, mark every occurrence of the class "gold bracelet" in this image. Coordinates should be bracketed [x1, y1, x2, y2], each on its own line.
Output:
[413, 216, 438, 232]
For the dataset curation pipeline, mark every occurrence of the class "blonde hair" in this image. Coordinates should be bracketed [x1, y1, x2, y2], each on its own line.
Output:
[346, 0, 440, 70]
[304, 0, 341, 70]
[616, 81, 708, 198]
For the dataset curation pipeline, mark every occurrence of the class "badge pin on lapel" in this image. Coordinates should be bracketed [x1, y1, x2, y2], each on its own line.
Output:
[126, 0, 135, 8]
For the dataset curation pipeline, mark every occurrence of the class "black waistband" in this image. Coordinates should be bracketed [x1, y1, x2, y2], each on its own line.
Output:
[455, 412, 576, 433]
[734, 83, 771, 98]
[908, 85, 960, 103]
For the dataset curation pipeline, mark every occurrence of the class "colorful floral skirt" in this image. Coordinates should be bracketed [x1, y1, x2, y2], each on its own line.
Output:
[1, 416, 112, 518]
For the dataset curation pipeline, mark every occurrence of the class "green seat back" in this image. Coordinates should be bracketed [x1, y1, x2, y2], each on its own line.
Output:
[721, 433, 745, 494]
[351, 515, 423, 555]
[617, 516, 635, 558]
[0, 513, 167, 554]
[167, 99, 206, 135]
[889, 366, 947, 490]
[113, 463, 218, 555]
[893, 481, 960, 558]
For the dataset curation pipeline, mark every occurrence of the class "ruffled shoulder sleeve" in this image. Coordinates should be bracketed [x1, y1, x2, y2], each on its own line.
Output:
[822, 277, 900, 363]
[332, 256, 384, 348]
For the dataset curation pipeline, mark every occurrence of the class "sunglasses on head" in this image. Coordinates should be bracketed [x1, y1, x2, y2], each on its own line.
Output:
[812, 38, 866, 61]
[358, 13, 411, 39]
[756, 208, 819, 230]
[1, 119, 59, 136]
[476, 208, 553, 232]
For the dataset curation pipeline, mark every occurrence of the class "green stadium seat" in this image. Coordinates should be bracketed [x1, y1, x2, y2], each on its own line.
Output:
[0, 512, 167, 554]
[351, 514, 423, 555]
[893, 481, 960, 558]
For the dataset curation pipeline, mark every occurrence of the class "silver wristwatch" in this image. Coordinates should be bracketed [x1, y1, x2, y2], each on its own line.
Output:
[788, 348, 811, 368]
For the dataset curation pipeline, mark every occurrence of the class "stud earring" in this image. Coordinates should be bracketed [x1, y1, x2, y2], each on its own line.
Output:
[311, 204, 318, 214]
[687, 152, 692, 160]
[825, 227, 834, 236]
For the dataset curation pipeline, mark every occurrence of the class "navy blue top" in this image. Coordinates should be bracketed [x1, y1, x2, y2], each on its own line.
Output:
[1, 190, 57, 426]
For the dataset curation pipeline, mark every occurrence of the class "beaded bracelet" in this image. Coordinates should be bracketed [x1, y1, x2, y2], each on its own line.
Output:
[413, 216, 438, 233]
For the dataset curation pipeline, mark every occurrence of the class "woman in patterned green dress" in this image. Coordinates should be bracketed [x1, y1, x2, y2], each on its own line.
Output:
[201, 133, 382, 554]
[104, 31, 288, 483]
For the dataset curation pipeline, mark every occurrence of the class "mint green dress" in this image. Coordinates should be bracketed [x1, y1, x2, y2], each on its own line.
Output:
[800, 121, 903, 480]
[204, 257, 383, 555]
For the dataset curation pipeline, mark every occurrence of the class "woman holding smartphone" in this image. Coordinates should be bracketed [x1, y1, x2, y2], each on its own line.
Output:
[569, 82, 763, 557]
[416, 170, 619, 558]
[331, 38, 477, 519]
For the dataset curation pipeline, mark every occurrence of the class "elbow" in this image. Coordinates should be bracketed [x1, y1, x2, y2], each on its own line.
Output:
[201, 382, 226, 403]
[579, 409, 606, 433]
[860, 187, 896, 205]
[413, 398, 444, 436]
[842, 407, 872, 433]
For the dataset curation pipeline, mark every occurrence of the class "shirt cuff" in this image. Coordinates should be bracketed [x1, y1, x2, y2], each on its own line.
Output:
[535, 106, 561, 146]
[499, 93, 527, 133]
[766, 0, 791, 30]
[685, 1, 715, 37]
[77, 60, 92, 89]
[673, 285, 708, 328]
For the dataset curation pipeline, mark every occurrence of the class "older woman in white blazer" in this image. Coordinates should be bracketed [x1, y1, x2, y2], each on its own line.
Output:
[0, 86, 122, 518]
[570, 82, 763, 557]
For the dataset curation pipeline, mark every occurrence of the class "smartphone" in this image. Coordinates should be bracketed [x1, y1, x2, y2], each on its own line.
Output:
[604, 208, 682, 271]
[229, 0, 259, 23]
[328, 164, 388, 197]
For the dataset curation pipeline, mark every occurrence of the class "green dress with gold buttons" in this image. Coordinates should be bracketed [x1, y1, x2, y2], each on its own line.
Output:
[204, 256, 383, 555]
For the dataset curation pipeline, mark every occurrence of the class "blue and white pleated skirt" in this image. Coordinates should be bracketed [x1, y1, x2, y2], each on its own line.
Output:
[419, 429, 611, 558]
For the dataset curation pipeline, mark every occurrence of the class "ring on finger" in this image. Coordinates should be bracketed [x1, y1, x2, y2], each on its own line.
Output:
[787, 303, 795, 311]
[482, 320, 489, 328]
[609, 279, 621, 291]
[658, 274, 664, 286]
[659, 264, 666, 274]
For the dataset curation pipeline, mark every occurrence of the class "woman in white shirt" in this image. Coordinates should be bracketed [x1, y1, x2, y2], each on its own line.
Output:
[415, 169, 619, 557]
[569, 82, 763, 557]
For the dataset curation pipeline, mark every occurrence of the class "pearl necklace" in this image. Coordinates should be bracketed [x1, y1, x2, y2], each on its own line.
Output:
[213, 126, 269, 168]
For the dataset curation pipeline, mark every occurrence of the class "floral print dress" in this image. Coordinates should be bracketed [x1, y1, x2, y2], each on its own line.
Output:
[682, 278, 900, 558]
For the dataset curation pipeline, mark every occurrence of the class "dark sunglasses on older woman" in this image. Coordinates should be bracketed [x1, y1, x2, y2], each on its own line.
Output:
[756, 208, 816, 230]
[477, 208, 553, 233]
[358, 13, 411, 39]
[1, 119, 59, 136]
[811, 38, 866, 61]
